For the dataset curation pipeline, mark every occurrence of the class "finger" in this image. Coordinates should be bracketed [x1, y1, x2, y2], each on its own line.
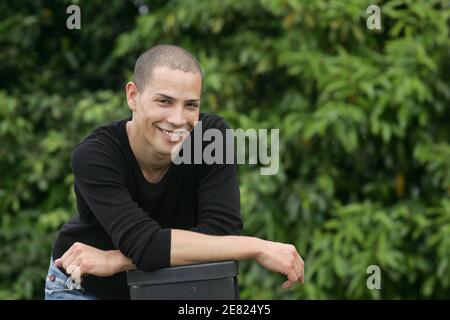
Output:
[72, 266, 82, 286]
[66, 264, 77, 275]
[62, 252, 79, 272]
[295, 253, 305, 284]
[293, 259, 303, 284]
[55, 244, 76, 267]
[73, 257, 85, 277]
[288, 268, 297, 282]
[299, 268, 304, 284]
[54, 258, 62, 267]
[282, 280, 292, 289]
[300, 258, 305, 284]
[295, 257, 305, 284]
[300, 261, 305, 284]
[283, 269, 297, 289]
[63, 249, 83, 272]
[71, 255, 85, 274]
[58, 242, 83, 269]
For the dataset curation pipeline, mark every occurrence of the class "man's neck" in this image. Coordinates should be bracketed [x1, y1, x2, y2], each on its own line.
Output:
[126, 120, 171, 181]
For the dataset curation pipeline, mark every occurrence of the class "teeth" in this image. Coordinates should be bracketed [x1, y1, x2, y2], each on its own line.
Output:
[158, 127, 185, 139]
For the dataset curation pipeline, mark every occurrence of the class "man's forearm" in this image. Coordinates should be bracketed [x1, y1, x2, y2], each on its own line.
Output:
[108, 229, 262, 272]
[170, 229, 263, 266]
[169, 229, 306, 290]
[58, 229, 303, 289]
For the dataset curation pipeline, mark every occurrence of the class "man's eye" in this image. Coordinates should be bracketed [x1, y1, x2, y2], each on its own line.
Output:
[158, 99, 169, 104]
[187, 103, 199, 108]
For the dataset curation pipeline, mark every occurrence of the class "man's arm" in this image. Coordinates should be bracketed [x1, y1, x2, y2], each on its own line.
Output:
[170, 229, 304, 289]
[69, 141, 173, 271]
[56, 229, 304, 289]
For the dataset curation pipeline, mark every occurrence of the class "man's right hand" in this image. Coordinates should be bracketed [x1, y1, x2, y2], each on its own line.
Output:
[54, 242, 136, 282]
[254, 240, 305, 289]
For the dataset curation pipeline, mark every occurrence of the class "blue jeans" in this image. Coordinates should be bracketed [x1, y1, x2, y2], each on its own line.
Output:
[45, 256, 98, 300]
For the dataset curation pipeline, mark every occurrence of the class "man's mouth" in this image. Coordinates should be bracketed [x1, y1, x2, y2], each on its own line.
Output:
[155, 126, 188, 141]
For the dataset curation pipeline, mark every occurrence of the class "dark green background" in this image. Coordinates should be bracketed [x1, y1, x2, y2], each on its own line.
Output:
[0, 0, 449, 299]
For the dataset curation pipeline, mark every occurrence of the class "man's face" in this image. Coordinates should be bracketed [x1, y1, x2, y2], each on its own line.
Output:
[127, 66, 201, 156]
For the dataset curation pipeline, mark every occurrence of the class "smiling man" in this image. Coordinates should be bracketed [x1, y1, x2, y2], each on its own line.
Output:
[45, 45, 304, 300]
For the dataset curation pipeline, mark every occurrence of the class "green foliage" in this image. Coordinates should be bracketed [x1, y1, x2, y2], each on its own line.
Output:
[0, 0, 449, 299]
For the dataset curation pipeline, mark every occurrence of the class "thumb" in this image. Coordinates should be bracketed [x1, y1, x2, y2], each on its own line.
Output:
[54, 259, 61, 267]
[282, 280, 292, 290]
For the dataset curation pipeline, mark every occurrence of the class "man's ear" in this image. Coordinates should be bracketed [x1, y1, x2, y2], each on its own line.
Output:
[125, 82, 139, 111]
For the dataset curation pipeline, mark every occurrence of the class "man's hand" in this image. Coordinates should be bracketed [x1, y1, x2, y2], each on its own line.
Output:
[254, 240, 304, 289]
[54, 242, 135, 284]
[170, 230, 304, 290]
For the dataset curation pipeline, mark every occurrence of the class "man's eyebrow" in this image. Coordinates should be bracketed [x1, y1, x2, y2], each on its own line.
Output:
[154, 93, 175, 100]
[155, 93, 200, 103]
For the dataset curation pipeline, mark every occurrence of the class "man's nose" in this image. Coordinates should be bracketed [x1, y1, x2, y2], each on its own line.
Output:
[167, 105, 187, 127]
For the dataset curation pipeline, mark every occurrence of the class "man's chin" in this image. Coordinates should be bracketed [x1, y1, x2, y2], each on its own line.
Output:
[156, 144, 182, 158]
[157, 139, 182, 158]
[156, 148, 173, 157]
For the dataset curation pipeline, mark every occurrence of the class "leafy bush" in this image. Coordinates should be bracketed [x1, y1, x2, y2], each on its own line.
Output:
[0, 0, 449, 299]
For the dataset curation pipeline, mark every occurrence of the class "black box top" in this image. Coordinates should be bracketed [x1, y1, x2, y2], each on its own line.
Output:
[127, 260, 239, 286]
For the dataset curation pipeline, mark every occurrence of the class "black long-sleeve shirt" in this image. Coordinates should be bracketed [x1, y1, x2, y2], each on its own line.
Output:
[52, 112, 242, 299]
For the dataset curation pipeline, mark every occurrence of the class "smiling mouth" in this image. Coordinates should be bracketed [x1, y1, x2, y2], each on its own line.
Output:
[155, 126, 187, 141]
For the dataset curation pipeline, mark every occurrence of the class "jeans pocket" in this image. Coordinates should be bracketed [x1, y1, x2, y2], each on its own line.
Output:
[44, 256, 88, 299]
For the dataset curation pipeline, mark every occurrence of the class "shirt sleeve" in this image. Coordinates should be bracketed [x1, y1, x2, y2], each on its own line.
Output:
[190, 117, 243, 236]
[71, 140, 171, 271]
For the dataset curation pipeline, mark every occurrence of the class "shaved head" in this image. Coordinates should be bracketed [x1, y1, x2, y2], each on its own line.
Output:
[133, 44, 202, 92]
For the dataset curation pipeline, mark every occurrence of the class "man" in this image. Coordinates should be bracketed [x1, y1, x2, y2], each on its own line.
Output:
[45, 45, 304, 300]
